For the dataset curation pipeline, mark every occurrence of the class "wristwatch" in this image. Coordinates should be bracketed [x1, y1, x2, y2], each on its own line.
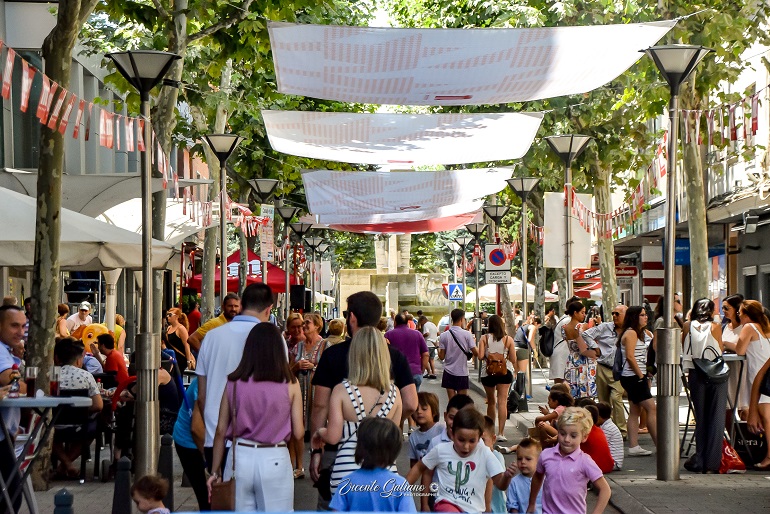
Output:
[311, 448, 323, 455]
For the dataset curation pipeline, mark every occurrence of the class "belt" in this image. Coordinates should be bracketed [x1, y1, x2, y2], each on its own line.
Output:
[236, 441, 287, 449]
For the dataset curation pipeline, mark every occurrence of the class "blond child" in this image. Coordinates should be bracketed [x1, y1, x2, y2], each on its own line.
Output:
[131, 475, 170, 514]
[506, 438, 542, 513]
[407, 408, 517, 513]
[527, 407, 611, 514]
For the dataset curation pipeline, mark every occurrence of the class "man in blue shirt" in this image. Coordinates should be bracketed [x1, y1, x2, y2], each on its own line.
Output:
[0, 305, 27, 513]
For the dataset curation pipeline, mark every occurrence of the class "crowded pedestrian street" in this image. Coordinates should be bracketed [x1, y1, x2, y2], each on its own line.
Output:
[3, 1, 770, 513]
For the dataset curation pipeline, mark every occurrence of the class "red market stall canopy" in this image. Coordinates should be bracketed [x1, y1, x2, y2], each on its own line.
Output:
[186, 250, 299, 294]
[329, 210, 480, 234]
[268, 21, 675, 106]
[261, 111, 543, 165]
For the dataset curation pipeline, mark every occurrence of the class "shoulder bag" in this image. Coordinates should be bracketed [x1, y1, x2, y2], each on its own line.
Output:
[448, 328, 474, 360]
[691, 343, 730, 385]
[210, 381, 237, 511]
[485, 335, 508, 376]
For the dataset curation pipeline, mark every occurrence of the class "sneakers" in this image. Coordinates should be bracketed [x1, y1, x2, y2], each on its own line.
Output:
[627, 445, 652, 456]
[496, 434, 508, 442]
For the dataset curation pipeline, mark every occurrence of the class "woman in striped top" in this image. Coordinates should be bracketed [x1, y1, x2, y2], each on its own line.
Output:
[619, 306, 658, 457]
[311, 327, 402, 496]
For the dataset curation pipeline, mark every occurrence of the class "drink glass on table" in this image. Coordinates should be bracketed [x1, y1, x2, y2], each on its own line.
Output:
[25, 366, 38, 398]
[50, 366, 61, 396]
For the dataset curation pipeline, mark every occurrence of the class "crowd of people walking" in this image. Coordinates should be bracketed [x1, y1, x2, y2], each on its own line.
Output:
[5, 284, 770, 513]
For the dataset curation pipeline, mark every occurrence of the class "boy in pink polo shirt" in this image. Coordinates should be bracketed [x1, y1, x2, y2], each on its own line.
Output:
[527, 407, 610, 514]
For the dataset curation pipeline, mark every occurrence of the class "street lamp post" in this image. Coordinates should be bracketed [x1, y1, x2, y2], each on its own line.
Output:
[277, 207, 300, 321]
[304, 236, 326, 313]
[248, 179, 279, 285]
[446, 242, 461, 313]
[290, 222, 314, 312]
[202, 134, 244, 298]
[545, 135, 592, 299]
[455, 235, 473, 311]
[644, 44, 711, 482]
[508, 177, 541, 394]
[483, 205, 510, 316]
[106, 49, 180, 478]
[466, 222, 488, 341]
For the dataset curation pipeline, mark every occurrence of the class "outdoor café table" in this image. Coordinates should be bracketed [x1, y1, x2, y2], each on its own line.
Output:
[723, 353, 746, 444]
[0, 395, 92, 514]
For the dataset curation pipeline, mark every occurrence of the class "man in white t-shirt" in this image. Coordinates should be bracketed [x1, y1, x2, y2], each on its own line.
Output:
[196, 283, 275, 470]
[65, 301, 93, 333]
[420, 315, 439, 379]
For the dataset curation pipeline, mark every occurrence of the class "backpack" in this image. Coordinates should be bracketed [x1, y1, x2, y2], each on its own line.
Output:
[612, 335, 626, 381]
[507, 387, 520, 415]
[538, 325, 555, 357]
[539, 316, 567, 357]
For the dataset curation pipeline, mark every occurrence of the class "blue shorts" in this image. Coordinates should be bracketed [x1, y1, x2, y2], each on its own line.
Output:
[413, 373, 423, 391]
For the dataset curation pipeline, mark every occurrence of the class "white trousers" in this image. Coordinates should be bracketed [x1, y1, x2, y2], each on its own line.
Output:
[227, 441, 294, 512]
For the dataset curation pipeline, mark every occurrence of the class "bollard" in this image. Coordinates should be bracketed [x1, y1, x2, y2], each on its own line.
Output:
[112, 457, 132, 514]
[158, 434, 174, 511]
[53, 488, 74, 514]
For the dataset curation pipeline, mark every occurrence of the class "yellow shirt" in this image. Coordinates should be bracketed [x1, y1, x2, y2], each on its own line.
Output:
[196, 314, 227, 338]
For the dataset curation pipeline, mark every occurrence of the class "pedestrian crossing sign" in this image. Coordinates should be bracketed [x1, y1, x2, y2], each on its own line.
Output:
[448, 283, 464, 301]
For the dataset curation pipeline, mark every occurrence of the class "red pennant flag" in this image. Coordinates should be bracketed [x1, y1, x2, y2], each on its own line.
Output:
[99, 109, 114, 148]
[47, 89, 68, 129]
[115, 115, 121, 151]
[125, 118, 134, 151]
[58, 94, 76, 135]
[72, 100, 85, 139]
[729, 106, 737, 141]
[19, 59, 34, 112]
[706, 110, 715, 146]
[39, 81, 58, 123]
[35, 75, 51, 121]
[84, 103, 94, 141]
[752, 94, 759, 135]
[137, 119, 145, 151]
[695, 111, 701, 145]
[1, 47, 15, 99]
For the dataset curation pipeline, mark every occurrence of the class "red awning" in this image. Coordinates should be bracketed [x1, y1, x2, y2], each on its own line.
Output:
[186, 250, 299, 294]
[574, 282, 601, 299]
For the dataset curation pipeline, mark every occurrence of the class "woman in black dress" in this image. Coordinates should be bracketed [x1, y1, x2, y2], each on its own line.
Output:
[165, 308, 194, 372]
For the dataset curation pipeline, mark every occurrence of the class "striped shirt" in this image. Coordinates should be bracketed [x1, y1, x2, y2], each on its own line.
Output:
[600, 418, 624, 470]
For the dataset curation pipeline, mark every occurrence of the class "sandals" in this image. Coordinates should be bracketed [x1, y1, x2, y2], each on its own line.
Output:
[294, 468, 305, 479]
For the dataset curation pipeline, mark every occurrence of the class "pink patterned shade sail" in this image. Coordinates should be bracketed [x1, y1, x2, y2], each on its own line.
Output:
[268, 21, 675, 106]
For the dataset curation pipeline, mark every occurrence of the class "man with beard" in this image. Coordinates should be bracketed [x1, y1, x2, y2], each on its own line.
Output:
[188, 293, 241, 352]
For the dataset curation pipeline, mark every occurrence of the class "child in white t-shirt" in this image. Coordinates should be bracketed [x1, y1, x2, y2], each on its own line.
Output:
[407, 408, 517, 513]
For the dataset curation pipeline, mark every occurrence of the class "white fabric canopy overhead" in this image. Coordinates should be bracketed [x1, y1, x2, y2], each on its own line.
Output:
[268, 21, 675, 106]
[0, 187, 175, 270]
[262, 111, 543, 165]
[98, 198, 215, 247]
[0, 168, 211, 217]
[303, 167, 513, 218]
[466, 280, 559, 303]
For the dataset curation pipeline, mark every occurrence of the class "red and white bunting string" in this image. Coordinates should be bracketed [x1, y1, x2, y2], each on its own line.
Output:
[568, 185, 644, 240]
[0, 39, 175, 189]
[232, 215, 270, 237]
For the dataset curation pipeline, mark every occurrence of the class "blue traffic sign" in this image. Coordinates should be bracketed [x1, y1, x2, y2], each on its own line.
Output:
[448, 283, 465, 301]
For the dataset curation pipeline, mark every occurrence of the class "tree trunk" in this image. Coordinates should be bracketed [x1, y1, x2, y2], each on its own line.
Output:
[681, 82, 710, 300]
[190, 60, 233, 318]
[555, 268, 567, 313]
[29, 0, 99, 490]
[592, 159, 619, 310]
[530, 196, 545, 318]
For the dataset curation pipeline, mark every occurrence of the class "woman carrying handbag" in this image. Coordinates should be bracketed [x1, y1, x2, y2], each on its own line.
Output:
[681, 298, 726, 473]
[207, 323, 305, 511]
